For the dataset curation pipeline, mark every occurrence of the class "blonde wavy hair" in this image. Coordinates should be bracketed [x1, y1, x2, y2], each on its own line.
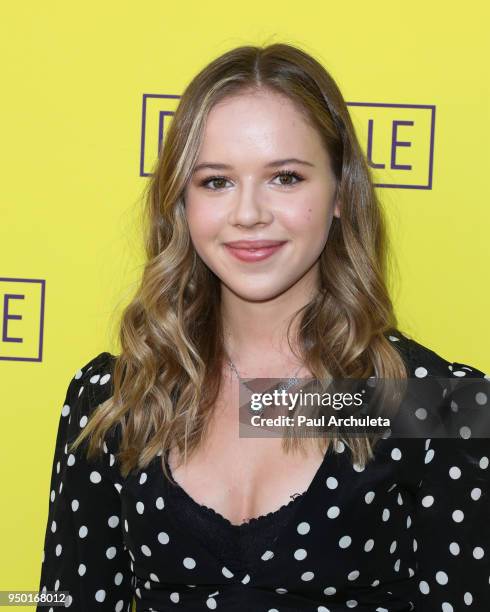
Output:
[69, 42, 410, 479]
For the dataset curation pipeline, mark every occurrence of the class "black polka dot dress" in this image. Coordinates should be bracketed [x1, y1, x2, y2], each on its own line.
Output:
[37, 332, 490, 611]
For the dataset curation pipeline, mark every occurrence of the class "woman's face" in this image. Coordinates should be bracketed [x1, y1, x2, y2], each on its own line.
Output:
[184, 88, 340, 303]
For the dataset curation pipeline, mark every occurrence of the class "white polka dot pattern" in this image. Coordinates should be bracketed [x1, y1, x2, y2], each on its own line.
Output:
[36, 335, 490, 610]
[37, 353, 133, 611]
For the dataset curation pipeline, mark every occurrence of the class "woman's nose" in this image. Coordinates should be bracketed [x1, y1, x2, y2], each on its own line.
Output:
[227, 181, 272, 227]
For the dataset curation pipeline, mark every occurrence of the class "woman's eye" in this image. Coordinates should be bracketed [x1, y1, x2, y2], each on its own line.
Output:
[273, 171, 304, 186]
[201, 176, 231, 190]
[199, 170, 304, 191]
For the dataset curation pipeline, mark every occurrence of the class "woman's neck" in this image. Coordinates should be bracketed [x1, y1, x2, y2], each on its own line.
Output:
[219, 273, 320, 377]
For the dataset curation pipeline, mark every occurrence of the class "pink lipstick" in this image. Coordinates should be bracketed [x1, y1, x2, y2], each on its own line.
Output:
[224, 240, 287, 263]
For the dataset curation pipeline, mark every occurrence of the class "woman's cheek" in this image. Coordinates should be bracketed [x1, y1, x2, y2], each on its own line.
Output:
[282, 204, 321, 231]
[186, 203, 220, 241]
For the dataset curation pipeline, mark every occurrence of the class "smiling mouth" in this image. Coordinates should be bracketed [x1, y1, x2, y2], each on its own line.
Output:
[224, 242, 287, 262]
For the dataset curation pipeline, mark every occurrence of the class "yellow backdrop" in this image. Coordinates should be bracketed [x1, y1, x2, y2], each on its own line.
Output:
[1, 1, 488, 607]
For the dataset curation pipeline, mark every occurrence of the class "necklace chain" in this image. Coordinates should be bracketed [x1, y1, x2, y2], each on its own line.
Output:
[227, 355, 303, 392]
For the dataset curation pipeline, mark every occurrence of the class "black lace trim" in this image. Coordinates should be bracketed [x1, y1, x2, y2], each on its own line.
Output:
[162, 447, 307, 530]
[165, 477, 305, 573]
[168, 478, 306, 530]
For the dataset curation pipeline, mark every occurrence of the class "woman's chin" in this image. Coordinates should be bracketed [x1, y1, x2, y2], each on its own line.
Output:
[221, 279, 295, 303]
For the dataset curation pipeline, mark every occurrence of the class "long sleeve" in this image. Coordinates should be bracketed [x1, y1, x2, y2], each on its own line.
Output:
[37, 352, 134, 612]
[412, 360, 490, 610]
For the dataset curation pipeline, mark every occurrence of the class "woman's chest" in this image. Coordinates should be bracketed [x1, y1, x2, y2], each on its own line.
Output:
[165, 422, 327, 525]
[118, 439, 421, 604]
[165, 377, 333, 525]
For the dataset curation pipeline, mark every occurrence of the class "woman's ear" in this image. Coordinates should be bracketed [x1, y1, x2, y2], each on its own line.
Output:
[333, 197, 341, 219]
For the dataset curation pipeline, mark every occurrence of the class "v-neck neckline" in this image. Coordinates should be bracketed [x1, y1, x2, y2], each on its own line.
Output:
[151, 443, 332, 529]
[147, 443, 335, 582]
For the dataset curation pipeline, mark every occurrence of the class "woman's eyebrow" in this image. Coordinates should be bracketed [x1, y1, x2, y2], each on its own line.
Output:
[192, 158, 315, 173]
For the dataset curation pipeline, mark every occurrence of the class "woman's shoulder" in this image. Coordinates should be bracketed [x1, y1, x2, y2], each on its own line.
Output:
[384, 327, 488, 379]
[73, 350, 116, 376]
[69, 350, 117, 399]
[383, 328, 489, 440]
[61, 351, 118, 444]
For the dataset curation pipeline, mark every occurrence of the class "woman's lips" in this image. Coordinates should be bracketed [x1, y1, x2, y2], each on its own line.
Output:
[224, 242, 287, 262]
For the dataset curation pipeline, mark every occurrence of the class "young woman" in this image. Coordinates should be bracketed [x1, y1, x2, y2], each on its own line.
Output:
[37, 43, 489, 611]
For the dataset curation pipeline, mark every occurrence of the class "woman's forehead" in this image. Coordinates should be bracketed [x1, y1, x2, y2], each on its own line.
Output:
[197, 94, 326, 167]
